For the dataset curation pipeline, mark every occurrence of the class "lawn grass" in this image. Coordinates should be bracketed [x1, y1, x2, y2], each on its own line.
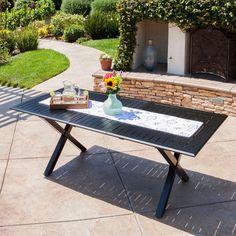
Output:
[80, 38, 119, 59]
[0, 49, 70, 88]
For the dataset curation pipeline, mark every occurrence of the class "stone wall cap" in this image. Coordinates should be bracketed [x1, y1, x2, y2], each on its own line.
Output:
[93, 69, 236, 93]
[230, 85, 236, 94]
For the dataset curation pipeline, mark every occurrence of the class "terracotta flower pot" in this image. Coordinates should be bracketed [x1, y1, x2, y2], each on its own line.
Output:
[100, 59, 112, 71]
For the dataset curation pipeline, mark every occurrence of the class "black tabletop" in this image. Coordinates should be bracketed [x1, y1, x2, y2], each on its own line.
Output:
[11, 90, 227, 157]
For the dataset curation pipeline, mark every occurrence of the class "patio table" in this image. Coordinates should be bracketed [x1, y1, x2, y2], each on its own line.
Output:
[12, 90, 227, 218]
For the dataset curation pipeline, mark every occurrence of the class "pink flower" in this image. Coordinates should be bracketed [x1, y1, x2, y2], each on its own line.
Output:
[103, 73, 113, 79]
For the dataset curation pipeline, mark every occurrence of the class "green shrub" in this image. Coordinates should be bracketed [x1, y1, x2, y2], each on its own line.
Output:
[14, 0, 34, 10]
[0, 41, 10, 65]
[31, 20, 46, 29]
[1, 9, 32, 30]
[64, 25, 84, 42]
[84, 12, 119, 39]
[61, 0, 92, 16]
[0, 30, 15, 53]
[0, 0, 55, 30]
[51, 12, 85, 36]
[16, 27, 38, 52]
[15, 0, 55, 13]
[91, 0, 118, 14]
[36, 0, 55, 18]
[76, 37, 89, 44]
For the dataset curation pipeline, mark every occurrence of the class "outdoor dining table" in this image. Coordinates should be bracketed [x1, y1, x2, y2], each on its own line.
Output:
[11, 89, 227, 218]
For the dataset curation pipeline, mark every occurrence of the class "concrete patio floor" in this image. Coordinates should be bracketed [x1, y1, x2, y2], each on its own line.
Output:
[1, 88, 236, 236]
[0, 40, 236, 235]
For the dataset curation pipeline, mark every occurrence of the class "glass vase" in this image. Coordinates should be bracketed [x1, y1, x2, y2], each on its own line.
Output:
[103, 94, 123, 116]
[144, 39, 157, 71]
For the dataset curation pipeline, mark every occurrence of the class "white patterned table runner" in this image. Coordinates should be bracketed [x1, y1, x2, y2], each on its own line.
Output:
[40, 98, 203, 138]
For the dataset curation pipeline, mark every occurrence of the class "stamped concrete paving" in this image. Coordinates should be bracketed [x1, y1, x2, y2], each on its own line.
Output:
[0, 40, 236, 235]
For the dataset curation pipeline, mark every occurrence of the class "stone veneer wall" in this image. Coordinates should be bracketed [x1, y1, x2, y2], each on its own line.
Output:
[93, 71, 236, 116]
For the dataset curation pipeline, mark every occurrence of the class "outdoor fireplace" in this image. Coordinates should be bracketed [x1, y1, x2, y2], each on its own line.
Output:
[133, 22, 236, 81]
[190, 28, 236, 81]
[132, 21, 190, 76]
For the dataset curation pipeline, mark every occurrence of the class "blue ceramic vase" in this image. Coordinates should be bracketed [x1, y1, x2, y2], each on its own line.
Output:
[103, 94, 123, 116]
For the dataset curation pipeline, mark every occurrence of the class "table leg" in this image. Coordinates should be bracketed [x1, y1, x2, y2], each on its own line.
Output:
[44, 124, 72, 177]
[45, 119, 86, 152]
[44, 119, 87, 177]
[155, 149, 189, 218]
[155, 165, 176, 218]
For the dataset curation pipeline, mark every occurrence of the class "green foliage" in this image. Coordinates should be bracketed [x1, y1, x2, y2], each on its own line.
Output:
[61, 0, 92, 16]
[84, 12, 119, 39]
[0, 49, 70, 88]
[91, 0, 118, 14]
[14, 0, 34, 10]
[51, 12, 85, 36]
[64, 25, 84, 42]
[115, 0, 236, 71]
[16, 27, 38, 52]
[31, 20, 46, 29]
[37, 0, 55, 17]
[0, 41, 11, 65]
[0, 0, 14, 12]
[0, 0, 55, 30]
[76, 37, 89, 44]
[0, 29, 16, 53]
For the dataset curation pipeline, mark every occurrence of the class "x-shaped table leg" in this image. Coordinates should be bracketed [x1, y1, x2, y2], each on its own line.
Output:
[155, 149, 189, 218]
[44, 119, 87, 177]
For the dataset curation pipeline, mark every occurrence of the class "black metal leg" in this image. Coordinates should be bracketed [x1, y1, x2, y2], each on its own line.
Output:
[155, 149, 189, 218]
[155, 165, 176, 218]
[44, 124, 72, 177]
[44, 119, 87, 177]
[174, 153, 189, 182]
[176, 165, 189, 182]
[45, 118, 86, 152]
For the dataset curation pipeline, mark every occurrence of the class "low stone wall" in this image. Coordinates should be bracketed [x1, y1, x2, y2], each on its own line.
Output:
[93, 71, 236, 116]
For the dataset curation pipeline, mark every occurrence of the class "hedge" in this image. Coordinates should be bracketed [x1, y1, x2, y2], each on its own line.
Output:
[61, 0, 92, 16]
[114, 0, 236, 71]
[84, 12, 119, 39]
[91, 0, 118, 14]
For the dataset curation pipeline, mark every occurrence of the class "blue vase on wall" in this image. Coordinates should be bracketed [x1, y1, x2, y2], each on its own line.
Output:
[144, 39, 157, 71]
[103, 94, 123, 116]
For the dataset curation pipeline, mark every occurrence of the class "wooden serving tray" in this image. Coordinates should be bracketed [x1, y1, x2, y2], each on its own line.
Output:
[50, 96, 89, 110]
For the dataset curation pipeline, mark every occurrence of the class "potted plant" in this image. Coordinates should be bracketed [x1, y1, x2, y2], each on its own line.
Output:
[99, 53, 112, 71]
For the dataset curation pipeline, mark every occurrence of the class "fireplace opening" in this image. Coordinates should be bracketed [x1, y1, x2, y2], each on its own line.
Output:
[190, 28, 236, 82]
[132, 21, 168, 73]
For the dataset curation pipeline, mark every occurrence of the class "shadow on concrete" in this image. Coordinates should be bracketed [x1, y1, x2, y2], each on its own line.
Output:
[0, 86, 43, 128]
[49, 145, 236, 235]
